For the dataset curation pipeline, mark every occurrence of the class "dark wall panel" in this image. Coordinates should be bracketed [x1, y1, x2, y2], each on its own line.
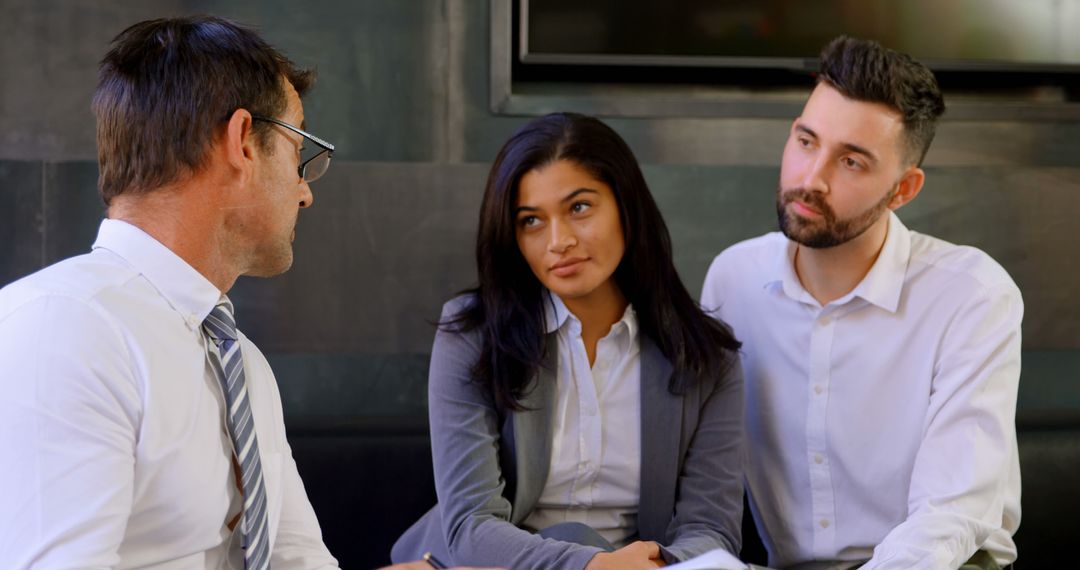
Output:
[0, 0, 448, 163]
[43, 161, 104, 264]
[0, 0, 1077, 418]
[230, 162, 488, 354]
[193, 0, 450, 162]
[0, 1, 190, 161]
[0, 161, 44, 285]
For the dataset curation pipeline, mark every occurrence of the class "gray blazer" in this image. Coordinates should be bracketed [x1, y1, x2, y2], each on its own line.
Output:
[392, 299, 745, 570]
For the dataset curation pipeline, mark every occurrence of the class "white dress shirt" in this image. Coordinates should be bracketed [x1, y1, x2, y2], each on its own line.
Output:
[0, 219, 337, 569]
[522, 294, 642, 547]
[702, 212, 1021, 570]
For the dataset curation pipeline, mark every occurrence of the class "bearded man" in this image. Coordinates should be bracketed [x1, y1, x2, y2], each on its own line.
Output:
[701, 36, 1021, 570]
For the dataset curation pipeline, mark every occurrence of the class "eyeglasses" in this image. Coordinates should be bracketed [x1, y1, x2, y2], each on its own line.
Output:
[252, 115, 336, 183]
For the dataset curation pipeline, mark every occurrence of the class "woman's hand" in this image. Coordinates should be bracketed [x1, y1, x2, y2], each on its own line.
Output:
[585, 541, 667, 569]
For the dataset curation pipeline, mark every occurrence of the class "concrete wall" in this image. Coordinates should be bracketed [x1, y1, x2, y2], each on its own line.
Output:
[2, 0, 1077, 422]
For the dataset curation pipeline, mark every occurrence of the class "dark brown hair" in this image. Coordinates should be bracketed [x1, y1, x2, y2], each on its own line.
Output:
[818, 36, 946, 166]
[93, 15, 314, 204]
[449, 113, 741, 411]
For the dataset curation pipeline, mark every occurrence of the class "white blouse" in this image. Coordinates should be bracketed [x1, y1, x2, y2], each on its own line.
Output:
[522, 293, 642, 547]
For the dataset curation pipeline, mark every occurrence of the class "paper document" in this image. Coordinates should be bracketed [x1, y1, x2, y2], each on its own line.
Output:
[664, 547, 749, 570]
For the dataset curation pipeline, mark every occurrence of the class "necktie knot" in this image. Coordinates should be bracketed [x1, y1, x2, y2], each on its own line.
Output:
[203, 302, 238, 342]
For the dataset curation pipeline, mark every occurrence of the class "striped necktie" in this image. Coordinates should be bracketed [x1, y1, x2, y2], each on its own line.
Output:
[203, 302, 271, 570]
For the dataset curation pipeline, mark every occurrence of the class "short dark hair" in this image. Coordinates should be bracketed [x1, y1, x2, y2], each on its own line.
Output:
[818, 36, 946, 166]
[450, 112, 741, 410]
[93, 15, 314, 204]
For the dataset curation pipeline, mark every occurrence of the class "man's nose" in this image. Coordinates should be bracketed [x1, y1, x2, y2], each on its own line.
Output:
[299, 180, 314, 208]
[800, 155, 831, 194]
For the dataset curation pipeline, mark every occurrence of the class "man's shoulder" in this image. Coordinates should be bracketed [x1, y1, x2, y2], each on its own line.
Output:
[701, 232, 786, 314]
[0, 250, 139, 322]
[907, 231, 1019, 295]
[706, 232, 786, 281]
[0, 252, 145, 391]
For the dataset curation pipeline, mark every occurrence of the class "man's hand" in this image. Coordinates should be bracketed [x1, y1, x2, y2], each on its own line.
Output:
[585, 541, 666, 569]
[378, 562, 505, 570]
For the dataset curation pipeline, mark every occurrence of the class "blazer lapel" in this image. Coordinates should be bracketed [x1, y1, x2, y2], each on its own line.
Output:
[638, 336, 683, 542]
[510, 333, 558, 524]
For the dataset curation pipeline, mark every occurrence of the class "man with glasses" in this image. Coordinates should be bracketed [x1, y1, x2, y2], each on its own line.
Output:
[0, 15, 342, 569]
[0, 13, 500, 570]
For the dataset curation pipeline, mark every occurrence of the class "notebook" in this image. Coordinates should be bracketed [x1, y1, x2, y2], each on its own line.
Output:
[664, 547, 751, 570]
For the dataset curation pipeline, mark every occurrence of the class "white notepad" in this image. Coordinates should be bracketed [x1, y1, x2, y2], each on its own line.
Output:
[664, 547, 750, 570]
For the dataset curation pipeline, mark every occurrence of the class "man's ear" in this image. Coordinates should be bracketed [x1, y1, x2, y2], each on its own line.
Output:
[889, 166, 925, 211]
[223, 108, 257, 178]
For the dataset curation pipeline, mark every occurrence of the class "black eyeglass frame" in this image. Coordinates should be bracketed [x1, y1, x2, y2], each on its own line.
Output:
[251, 115, 336, 182]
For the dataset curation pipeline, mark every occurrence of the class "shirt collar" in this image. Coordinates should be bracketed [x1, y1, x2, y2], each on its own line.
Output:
[847, 211, 910, 313]
[769, 238, 812, 304]
[767, 210, 911, 313]
[543, 291, 638, 351]
[542, 290, 571, 334]
[92, 218, 225, 330]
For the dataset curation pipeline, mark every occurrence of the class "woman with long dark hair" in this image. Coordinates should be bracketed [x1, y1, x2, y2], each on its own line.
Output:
[392, 113, 744, 570]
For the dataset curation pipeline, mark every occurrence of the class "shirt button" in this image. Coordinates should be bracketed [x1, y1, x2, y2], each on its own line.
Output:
[814, 454, 824, 465]
[813, 385, 824, 395]
[820, 519, 830, 529]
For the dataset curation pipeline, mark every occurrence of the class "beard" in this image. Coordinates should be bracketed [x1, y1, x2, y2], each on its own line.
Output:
[776, 184, 896, 248]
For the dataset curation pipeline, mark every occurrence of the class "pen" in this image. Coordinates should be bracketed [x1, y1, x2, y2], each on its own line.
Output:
[423, 551, 448, 569]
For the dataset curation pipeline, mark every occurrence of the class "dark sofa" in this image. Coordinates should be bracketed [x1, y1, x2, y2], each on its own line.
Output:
[279, 350, 1080, 569]
[287, 411, 1079, 569]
